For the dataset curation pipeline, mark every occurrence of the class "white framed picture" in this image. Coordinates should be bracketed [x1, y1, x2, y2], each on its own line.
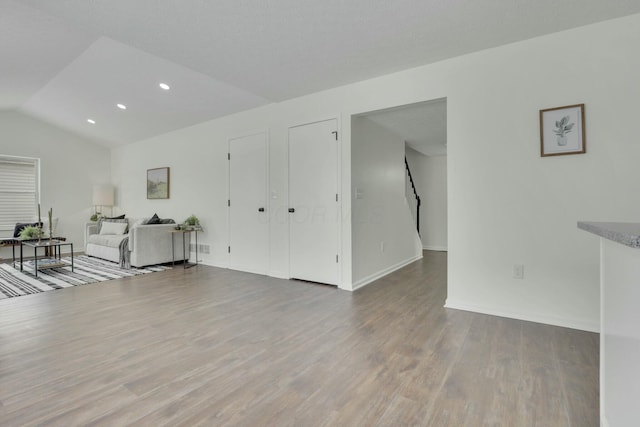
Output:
[147, 167, 170, 199]
[540, 104, 585, 157]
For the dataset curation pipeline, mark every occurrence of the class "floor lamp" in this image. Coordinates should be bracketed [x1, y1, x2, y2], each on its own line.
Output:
[92, 184, 114, 218]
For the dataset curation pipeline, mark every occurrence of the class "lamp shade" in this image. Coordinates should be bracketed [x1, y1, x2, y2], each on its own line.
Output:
[92, 184, 114, 206]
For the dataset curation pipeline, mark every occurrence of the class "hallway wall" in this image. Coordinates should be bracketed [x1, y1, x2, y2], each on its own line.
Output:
[351, 117, 423, 288]
[405, 147, 447, 251]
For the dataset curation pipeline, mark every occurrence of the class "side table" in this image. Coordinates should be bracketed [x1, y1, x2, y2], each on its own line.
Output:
[171, 228, 199, 269]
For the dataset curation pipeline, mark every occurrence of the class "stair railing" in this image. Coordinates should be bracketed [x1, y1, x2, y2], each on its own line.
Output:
[405, 157, 421, 234]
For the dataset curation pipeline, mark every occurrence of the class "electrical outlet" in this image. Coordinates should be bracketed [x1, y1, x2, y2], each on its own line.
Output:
[513, 264, 524, 279]
[380, 241, 385, 252]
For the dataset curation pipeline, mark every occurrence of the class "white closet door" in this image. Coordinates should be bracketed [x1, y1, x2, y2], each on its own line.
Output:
[229, 132, 268, 274]
[288, 119, 339, 285]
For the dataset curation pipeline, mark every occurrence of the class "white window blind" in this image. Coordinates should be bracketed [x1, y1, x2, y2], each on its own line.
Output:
[0, 156, 39, 231]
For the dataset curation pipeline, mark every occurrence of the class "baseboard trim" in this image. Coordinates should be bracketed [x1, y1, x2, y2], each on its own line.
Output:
[444, 298, 599, 333]
[197, 260, 225, 269]
[268, 270, 289, 279]
[423, 245, 447, 251]
[351, 253, 423, 292]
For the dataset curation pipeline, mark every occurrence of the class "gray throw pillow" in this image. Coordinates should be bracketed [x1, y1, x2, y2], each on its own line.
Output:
[146, 213, 161, 225]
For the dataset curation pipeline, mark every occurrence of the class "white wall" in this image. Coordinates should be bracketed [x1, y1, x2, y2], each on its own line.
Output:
[110, 105, 333, 281]
[442, 14, 640, 332]
[111, 13, 640, 329]
[351, 117, 423, 288]
[405, 147, 448, 251]
[0, 111, 110, 256]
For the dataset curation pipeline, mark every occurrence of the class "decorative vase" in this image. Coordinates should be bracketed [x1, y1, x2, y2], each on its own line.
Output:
[48, 208, 54, 241]
[557, 135, 568, 146]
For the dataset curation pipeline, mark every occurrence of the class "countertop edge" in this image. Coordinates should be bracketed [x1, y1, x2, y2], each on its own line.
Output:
[578, 221, 640, 249]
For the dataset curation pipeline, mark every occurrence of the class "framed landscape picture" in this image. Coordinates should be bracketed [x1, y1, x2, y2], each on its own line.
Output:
[540, 104, 585, 157]
[147, 167, 170, 199]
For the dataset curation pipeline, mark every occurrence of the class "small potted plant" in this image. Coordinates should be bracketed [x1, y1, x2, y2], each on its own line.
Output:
[183, 215, 201, 230]
[19, 225, 44, 241]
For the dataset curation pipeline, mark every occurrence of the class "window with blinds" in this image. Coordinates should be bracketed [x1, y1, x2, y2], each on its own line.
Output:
[0, 156, 39, 231]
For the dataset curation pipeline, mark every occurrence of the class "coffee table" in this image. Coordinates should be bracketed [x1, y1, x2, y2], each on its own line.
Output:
[20, 239, 74, 277]
[1, 236, 67, 268]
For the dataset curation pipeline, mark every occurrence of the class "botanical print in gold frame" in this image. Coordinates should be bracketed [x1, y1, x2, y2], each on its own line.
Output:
[540, 104, 585, 157]
[147, 167, 170, 199]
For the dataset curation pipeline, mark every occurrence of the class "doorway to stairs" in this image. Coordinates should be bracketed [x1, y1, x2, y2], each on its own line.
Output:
[351, 98, 448, 288]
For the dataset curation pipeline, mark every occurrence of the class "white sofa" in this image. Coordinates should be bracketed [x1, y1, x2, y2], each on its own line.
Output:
[85, 219, 190, 267]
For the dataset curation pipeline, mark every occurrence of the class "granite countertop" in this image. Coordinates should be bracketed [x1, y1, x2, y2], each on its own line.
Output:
[578, 221, 640, 249]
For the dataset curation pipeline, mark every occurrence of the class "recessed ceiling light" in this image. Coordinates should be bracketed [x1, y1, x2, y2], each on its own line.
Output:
[159, 83, 170, 90]
[117, 103, 127, 110]
[87, 119, 96, 124]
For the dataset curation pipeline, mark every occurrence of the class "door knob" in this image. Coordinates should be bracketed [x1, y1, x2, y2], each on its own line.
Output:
[258, 207, 265, 212]
[288, 208, 295, 213]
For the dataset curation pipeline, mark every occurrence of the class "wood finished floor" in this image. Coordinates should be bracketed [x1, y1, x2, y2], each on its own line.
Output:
[0, 251, 598, 426]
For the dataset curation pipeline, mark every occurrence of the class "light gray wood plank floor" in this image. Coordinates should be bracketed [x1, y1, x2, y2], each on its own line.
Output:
[0, 251, 598, 426]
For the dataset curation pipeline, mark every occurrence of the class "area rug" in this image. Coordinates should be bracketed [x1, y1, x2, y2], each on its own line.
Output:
[0, 255, 170, 299]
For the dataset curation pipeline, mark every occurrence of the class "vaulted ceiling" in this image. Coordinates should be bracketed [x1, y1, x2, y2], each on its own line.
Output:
[2, 0, 639, 147]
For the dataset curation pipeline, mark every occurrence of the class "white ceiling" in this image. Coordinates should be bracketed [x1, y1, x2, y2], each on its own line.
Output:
[363, 99, 447, 157]
[3, 0, 640, 147]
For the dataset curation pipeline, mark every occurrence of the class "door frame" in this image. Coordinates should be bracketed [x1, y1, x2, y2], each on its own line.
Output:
[227, 130, 271, 274]
[287, 116, 342, 286]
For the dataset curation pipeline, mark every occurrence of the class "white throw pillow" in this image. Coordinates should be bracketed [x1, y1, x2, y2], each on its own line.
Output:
[99, 221, 128, 235]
